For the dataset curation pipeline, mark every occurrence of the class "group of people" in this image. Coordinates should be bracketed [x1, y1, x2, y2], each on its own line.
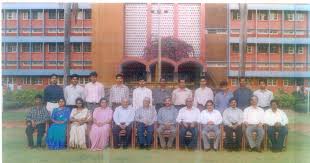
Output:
[25, 72, 288, 153]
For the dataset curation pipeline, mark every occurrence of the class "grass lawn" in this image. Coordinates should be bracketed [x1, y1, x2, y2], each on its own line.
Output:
[2, 109, 310, 163]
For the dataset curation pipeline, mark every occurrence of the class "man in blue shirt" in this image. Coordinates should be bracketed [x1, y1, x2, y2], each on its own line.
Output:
[233, 77, 253, 110]
[44, 74, 64, 114]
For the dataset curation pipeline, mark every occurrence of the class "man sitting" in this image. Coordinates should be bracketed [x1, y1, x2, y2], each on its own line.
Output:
[135, 97, 157, 149]
[244, 95, 265, 152]
[200, 100, 222, 151]
[176, 97, 200, 150]
[264, 100, 288, 152]
[157, 97, 178, 149]
[25, 95, 50, 148]
[113, 98, 135, 148]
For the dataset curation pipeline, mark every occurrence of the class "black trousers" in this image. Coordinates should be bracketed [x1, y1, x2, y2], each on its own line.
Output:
[25, 121, 46, 147]
[113, 124, 132, 148]
[224, 125, 242, 150]
[267, 126, 288, 151]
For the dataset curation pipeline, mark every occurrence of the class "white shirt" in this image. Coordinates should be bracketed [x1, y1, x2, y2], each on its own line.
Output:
[113, 105, 135, 126]
[84, 82, 105, 103]
[199, 109, 222, 125]
[132, 87, 152, 109]
[64, 84, 85, 105]
[264, 108, 288, 126]
[193, 87, 214, 106]
[243, 106, 265, 125]
[172, 88, 193, 105]
[176, 107, 200, 123]
[253, 89, 273, 107]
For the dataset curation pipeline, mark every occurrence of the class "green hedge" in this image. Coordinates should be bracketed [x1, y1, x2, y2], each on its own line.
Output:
[274, 89, 296, 109]
[3, 89, 43, 110]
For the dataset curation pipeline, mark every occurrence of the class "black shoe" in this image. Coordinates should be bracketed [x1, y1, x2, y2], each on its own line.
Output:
[256, 148, 262, 153]
[139, 144, 144, 149]
[145, 145, 151, 150]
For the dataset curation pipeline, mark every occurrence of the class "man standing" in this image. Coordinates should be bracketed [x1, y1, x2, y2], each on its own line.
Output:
[176, 97, 200, 150]
[244, 95, 265, 152]
[157, 97, 178, 149]
[84, 71, 105, 113]
[135, 97, 157, 149]
[264, 100, 288, 152]
[64, 74, 84, 110]
[200, 100, 222, 151]
[109, 74, 129, 110]
[25, 95, 50, 148]
[254, 79, 274, 110]
[222, 98, 243, 151]
[172, 79, 193, 110]
[233, 77, 253, 110]
[44, 74, 64, 114]
[193, 78, 214, 111]
[214, 81, 233, 114]
[132, 78, 152, 109]
[152, 78, 172, 112]
[113, 98, 135, 149]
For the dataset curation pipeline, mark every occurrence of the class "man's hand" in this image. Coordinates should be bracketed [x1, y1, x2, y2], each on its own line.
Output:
[274, 122, 281, 128]
[190, 122, 196, 128]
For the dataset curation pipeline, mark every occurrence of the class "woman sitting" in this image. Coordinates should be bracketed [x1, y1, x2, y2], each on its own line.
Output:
[46, 98, 71, 150]
[69, 98, 91, 149]
[89, 98, 113, 151]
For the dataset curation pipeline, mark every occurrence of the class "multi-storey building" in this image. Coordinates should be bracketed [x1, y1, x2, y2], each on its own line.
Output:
[2, 3, 310, 92]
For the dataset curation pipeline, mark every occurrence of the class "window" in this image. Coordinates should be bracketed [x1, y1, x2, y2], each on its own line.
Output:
[32, 61, 43, 66]
[32, 28, 43, 33]
[48, 10, 57, 19]
[284, 11, 294, 21]
[58, 28, 64, 33]
[58, 61, 64, 66]
[77, 10, 83, 19]
[296, 45, 304, 54]
[58, 10, 64, 19]
[231, 79, 238, 86]
[6, 43, 17, 52]
[21, 11, 29, 20]
[58, 43, 64, 52]
[84, 28, 91, 33]
[72, 28, 83, 33]
[48, 43, 57, 52]
[2, 76, 15, 85]
[283, 79, 295, 86]
[231, 29, 240, 34]
[257, 11, 268, 20]
[270, 45, 279, 53]
[84, 61, 92, 66]
[20, 43, 30, 52]
[32, 43, 42, 52]
[269, 11, 278, 20]
[78, 77, 90, 85]
[232, 44, 239, 53]
[232, 10, 240, 20]
[84, 9, 91, 19]
[257, 29, 268, 34]
[247, 11, 253, 20]
[83, 43, 91, 52]
[73, 43, 81, 52]
[6, 11, 17, 20]
[57, 77, 64, 85]
[295, 30, 305, 35]
[32, 11, 43, 20]
[247, 46, 252, 53]
[267, 79, 277, 86]
[283, 30, 294, 35]
[23, 77, 32, 85]
[257, 44, 268, 53]
[284, 45, 294, 54]
[295, 12, 304, 21]
[269, 30, 279, 35]
[6, 28, 17, 33]
[32, 77, 43, 85]
[47, 28, 57, 33]
[21, 61, 31, 66]
[21, 28, 31, 33]
[47, 61, 57, 65]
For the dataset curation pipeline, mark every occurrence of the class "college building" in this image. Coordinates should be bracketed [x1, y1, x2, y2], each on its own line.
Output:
[2, 3, 310, 92]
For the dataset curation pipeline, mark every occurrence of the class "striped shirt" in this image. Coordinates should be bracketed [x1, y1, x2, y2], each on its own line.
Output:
[109, 84, 129, 104]
[135, 106, 157, 125]
[26, 106, 50, 124]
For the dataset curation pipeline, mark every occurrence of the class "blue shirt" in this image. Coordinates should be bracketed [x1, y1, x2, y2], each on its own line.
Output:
[214, 91, 233, 114]
[44, 84, 64, 103]
[233, 87, 253, 110]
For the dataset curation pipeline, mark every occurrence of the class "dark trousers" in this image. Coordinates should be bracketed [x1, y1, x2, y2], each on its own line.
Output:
[224, 125, 242, 150]
[113, 124, 132, 148]
[25, 121, 46, 147]
[267, 126, 288, 151]
[179, 126, 198, 149]
[137, 122, 154, 147]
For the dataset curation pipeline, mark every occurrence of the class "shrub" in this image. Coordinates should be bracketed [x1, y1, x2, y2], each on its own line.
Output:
[294, 102, 308, 113]
[3, 89, 43, 110]
[274, 89, 296, 109]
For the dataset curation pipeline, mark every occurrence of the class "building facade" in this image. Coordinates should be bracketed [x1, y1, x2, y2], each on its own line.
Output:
[2, 3, 310, 92]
